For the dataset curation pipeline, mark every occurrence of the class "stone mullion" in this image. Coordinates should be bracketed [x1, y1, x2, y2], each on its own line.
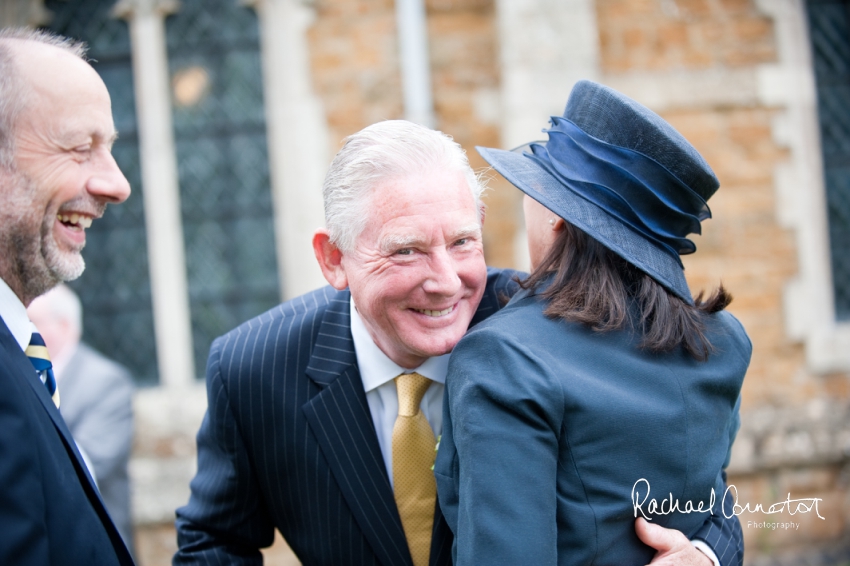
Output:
[493, 0, 601, 269]
[243, 0, 329, 300]
[395, 0, 435, 128]
[113, 0, 196, 387]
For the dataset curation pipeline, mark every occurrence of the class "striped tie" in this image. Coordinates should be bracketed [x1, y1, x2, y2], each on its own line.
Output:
[26, 332, 60, 408]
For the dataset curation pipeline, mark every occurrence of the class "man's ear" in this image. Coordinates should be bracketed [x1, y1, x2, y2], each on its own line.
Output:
[313, 229, 348, 290]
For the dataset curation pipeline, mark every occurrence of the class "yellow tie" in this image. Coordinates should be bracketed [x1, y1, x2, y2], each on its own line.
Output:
[393, 372, 436, 566]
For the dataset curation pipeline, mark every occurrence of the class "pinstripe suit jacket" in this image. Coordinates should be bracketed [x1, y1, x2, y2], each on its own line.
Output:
[175, 268, 520, 566]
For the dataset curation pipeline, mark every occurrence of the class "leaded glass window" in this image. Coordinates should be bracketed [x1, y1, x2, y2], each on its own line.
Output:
[165, 0, 280, 376]
[44, 0, 158, 385]
[806, 0, 850, 320]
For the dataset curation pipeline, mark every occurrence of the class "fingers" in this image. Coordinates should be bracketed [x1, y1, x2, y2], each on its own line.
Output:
[635, 517, 678, 552]
[636, 518, 714, 566]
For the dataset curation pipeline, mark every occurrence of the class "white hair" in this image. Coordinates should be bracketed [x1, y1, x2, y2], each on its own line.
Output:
[322, 120, 485, 252]
[0, 28, 88, 171]
[33, 283, 83, 334]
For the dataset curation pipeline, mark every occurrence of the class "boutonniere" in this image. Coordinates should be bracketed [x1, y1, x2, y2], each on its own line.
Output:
[431, 435, 441, 471]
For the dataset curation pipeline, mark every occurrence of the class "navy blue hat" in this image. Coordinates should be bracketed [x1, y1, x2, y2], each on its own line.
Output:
[477, 80, 719, 304]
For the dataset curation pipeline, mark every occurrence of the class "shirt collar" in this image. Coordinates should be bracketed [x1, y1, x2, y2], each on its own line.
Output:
[0, 277, 33, 352]
[350, 297, 449, 393]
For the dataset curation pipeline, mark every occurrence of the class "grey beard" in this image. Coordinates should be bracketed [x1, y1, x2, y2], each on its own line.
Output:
[0, 172, 87, 303]
[39, 207, 86, 282]
[8, 229, 62, 301]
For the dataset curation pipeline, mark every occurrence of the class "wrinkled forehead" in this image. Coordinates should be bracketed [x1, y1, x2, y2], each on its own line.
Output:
[376, 166, 479, 204]
[367, 169, 480, 218]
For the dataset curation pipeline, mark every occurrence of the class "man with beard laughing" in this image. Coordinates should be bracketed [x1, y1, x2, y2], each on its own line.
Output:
[0, 28, 134, 565]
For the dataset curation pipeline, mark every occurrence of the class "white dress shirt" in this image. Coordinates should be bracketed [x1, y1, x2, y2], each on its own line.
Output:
[0, 277, 73, 377]
[350, 298, 448, 488]
[0, 277, 32, 352]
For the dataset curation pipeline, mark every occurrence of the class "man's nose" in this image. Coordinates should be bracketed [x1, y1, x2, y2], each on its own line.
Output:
[86, 148, 131, 204]
[423, 247, 462, 296]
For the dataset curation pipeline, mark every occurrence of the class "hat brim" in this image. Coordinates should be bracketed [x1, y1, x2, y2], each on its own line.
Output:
[478, 145, 693, 304]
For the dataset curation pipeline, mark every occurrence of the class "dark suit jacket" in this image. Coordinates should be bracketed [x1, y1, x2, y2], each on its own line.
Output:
[435, 285, 751, 566]
[0, 317, 135, 566]
[175, 268, 520, 566]
[60, 343, 135, 554]
[175, 268, 744, 565]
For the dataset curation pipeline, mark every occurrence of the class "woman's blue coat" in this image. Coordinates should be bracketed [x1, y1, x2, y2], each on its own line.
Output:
[435, 286, 751, 566]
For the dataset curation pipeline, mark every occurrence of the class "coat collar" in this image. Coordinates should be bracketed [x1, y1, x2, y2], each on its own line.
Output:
[0, 317, 94, 488]
[0, 316, 134, 565]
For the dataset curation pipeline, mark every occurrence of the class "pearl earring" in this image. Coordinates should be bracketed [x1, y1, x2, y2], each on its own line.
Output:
[548, 218, 555, 226]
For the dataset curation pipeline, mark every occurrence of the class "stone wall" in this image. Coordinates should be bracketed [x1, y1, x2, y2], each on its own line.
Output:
[127, 1, 850, 564]
[307, 0, 519, 268]
[308, 0, 403, 150]
[728, 401, 850, 562]
[598, 0, 776, 71]
[130, 385, 301, 564]
[596, 0, 850, 561]
[132, 386, 204, 565]
[426, 0, 519, 269]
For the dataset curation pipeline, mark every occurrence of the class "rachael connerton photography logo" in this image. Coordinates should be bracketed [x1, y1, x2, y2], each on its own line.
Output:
[747, 520, 801, 530]
[631, 478, 826, 523]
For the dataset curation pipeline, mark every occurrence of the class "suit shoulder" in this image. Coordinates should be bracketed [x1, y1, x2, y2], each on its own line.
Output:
[711, 309, 753, 364]
[210, 285, 344, 357]
[469, 286, 542, 336]
[448, 299, 565, 412]
[470, 268, 525, 327]
[454, 298, 549, 376]
[485, 267, 524, 295]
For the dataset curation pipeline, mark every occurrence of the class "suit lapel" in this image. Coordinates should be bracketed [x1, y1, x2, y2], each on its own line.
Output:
[302, 290, 414, 566]
[0, 321, 97, 493]
[0, 319, 134, 565]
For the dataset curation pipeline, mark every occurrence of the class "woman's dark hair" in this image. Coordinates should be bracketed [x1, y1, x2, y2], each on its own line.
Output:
[519, 222, 732, 361]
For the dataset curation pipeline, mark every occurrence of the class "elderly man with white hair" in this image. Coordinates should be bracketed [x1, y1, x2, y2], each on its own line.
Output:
[28, 284, 135, 556]
[175, 120, 742, 566]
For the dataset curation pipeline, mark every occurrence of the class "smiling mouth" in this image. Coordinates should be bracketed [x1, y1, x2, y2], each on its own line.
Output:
[413, 305, 454, 317]
[57, 213, 93, 230]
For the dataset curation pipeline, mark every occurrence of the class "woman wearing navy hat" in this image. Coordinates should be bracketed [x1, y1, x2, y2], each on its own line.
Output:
[434, 80, 751, 566]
